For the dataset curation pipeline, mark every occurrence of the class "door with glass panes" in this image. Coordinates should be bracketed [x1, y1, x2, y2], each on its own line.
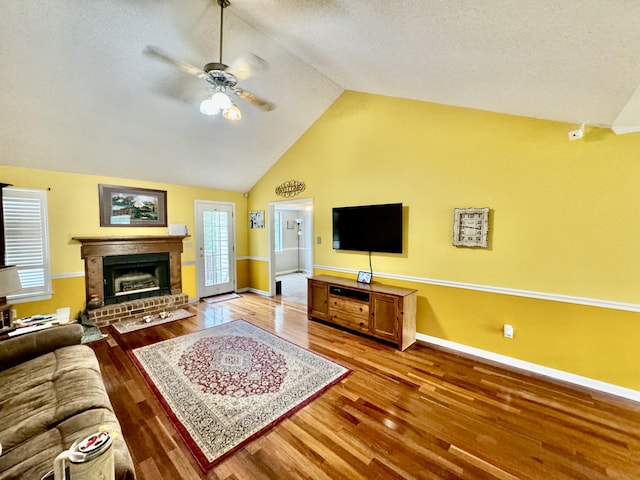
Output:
[195, 201, 236, 297]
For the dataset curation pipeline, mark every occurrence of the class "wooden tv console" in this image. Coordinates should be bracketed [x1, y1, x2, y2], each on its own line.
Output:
[307, 275, 417, 351]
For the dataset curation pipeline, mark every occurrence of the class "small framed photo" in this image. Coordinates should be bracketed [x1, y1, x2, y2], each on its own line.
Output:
[357, 271, 372, 284]
[453, 207, 489, 248]
[99, 184, 167, 227]
[249, 210, 265, 228]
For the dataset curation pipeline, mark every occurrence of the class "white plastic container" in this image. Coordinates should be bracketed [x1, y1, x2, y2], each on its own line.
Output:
[42, 430, 114, 480]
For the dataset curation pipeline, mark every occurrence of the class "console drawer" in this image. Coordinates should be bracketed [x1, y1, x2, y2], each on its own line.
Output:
[328, 296, 369, 317]
[328, 308, 369, 333]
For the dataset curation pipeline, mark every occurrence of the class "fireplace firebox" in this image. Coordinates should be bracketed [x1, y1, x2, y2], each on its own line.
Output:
[103, 252, 170, 305]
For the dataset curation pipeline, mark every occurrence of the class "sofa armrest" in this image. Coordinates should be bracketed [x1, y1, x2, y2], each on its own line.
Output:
[0, 323, 84, 371]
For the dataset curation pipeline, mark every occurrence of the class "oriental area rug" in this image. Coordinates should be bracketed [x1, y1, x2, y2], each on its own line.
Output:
[130, 320, 350, 471]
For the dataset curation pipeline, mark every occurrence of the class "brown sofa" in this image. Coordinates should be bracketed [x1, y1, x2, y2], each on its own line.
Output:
[0, 324, 135, 480]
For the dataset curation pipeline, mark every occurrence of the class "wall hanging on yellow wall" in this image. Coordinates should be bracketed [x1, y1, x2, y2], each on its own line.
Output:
[99, 184, 167, 227]
[275, 180, 305, 198]
[249, 210, 265, 228]
[452, 207, 490, 248]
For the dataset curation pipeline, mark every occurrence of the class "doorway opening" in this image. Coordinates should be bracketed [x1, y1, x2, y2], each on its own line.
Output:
[268, 198, 313, 304]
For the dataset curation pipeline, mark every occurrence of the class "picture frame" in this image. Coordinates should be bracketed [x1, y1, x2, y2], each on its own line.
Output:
[357, 271, 372, 284]
[249, 210, 265, 229]
[452, 207, 490, 248]
[99, 184, 167, 227]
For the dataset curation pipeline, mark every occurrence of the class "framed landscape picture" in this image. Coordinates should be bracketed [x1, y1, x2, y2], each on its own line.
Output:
[99, 184, 167, 227]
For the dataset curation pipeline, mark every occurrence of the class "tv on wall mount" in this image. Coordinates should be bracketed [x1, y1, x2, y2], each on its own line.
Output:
[332, 203, 403, 254]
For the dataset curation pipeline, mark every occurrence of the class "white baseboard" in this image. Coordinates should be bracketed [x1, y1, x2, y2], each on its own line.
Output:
[276, 269, 299, 276]
[416, 333, 640, 403]
[246, 287, 270, 297]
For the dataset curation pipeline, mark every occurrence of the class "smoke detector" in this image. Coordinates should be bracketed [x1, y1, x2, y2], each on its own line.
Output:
[568, 123, 585, 141]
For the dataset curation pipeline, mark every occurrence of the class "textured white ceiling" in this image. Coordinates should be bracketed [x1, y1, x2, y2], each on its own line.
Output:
[1, 1, 639, 191]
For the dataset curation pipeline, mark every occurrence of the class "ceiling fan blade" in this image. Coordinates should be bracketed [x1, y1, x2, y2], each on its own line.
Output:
[232, 87, 275, 112]
[227, 53, 268, 81]
[143, 45, 207, 79]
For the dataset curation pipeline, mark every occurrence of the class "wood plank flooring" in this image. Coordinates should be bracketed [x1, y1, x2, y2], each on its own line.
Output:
[89, 293, 640, 479]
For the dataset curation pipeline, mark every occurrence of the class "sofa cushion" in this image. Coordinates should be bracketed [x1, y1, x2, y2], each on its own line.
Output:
[0, 344, 101, 402]
[0, 408, 134, 480]
[0, 346, 111, 450]
[0, 324, 83, 372]
[0, 344, 135, 480]
[0, 428, 62, 480]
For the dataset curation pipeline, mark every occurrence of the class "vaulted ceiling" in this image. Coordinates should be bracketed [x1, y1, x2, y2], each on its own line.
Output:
[2, 1, 639, 192]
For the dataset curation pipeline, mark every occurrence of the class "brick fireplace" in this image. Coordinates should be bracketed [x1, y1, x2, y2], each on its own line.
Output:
[73, 235, 189, 327]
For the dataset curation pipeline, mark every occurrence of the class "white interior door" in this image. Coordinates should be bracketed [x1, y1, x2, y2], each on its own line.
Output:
[195, 201, 236, 298]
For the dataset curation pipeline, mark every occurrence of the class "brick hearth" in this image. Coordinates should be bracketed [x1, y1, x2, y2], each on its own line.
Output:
[87, 293, 189, 328]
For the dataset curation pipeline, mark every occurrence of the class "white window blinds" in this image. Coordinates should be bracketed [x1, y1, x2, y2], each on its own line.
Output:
[2, 187, 52, 302]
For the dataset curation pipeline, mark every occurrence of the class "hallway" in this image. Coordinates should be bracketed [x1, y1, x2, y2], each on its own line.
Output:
[276, 273, 308, 305]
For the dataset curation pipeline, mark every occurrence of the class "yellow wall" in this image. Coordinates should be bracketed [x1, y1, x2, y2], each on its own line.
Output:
[4, 91, 640, 391]
[248, 91, 640, 390]
[0, 165, 248, 319]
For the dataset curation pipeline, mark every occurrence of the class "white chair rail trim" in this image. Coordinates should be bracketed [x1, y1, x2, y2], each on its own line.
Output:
[314, 265, 640, 313]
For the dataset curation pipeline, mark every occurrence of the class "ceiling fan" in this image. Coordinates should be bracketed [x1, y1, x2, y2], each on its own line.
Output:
[144, 0, 275, 121]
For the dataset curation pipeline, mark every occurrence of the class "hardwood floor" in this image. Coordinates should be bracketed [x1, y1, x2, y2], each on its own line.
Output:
[89, 293, 640, 479]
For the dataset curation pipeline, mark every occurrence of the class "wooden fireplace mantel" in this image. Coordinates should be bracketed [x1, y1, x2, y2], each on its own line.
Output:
[72, 235, 189, 302]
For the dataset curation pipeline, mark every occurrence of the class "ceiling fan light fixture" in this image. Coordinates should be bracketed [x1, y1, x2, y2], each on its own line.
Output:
[144, 0, 274, 121]
[199, 98, 220, 116]
[223, 104, 242, 121]
[211, 91, 233, 110]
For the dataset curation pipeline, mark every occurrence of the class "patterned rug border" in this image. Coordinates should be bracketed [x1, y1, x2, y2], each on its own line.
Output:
[128, 320, 351, 472]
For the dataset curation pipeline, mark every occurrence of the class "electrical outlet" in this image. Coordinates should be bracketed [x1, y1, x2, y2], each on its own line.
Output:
[316, 236, 321, 244]
[503, 324, 514, 339]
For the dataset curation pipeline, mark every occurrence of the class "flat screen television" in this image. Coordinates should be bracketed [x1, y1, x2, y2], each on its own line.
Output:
[332, 203, 403, 253]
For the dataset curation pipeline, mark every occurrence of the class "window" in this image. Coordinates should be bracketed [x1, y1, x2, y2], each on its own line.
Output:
[274, 211, 283, 253]
[2, 188, 52, 302]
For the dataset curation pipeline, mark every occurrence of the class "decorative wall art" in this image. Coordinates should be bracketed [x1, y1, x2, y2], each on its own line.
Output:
[452, 207, 490, 248]
[275, 180, 306, 198]
[99, 184, 167, 227]
[249, 210, 265, 228]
